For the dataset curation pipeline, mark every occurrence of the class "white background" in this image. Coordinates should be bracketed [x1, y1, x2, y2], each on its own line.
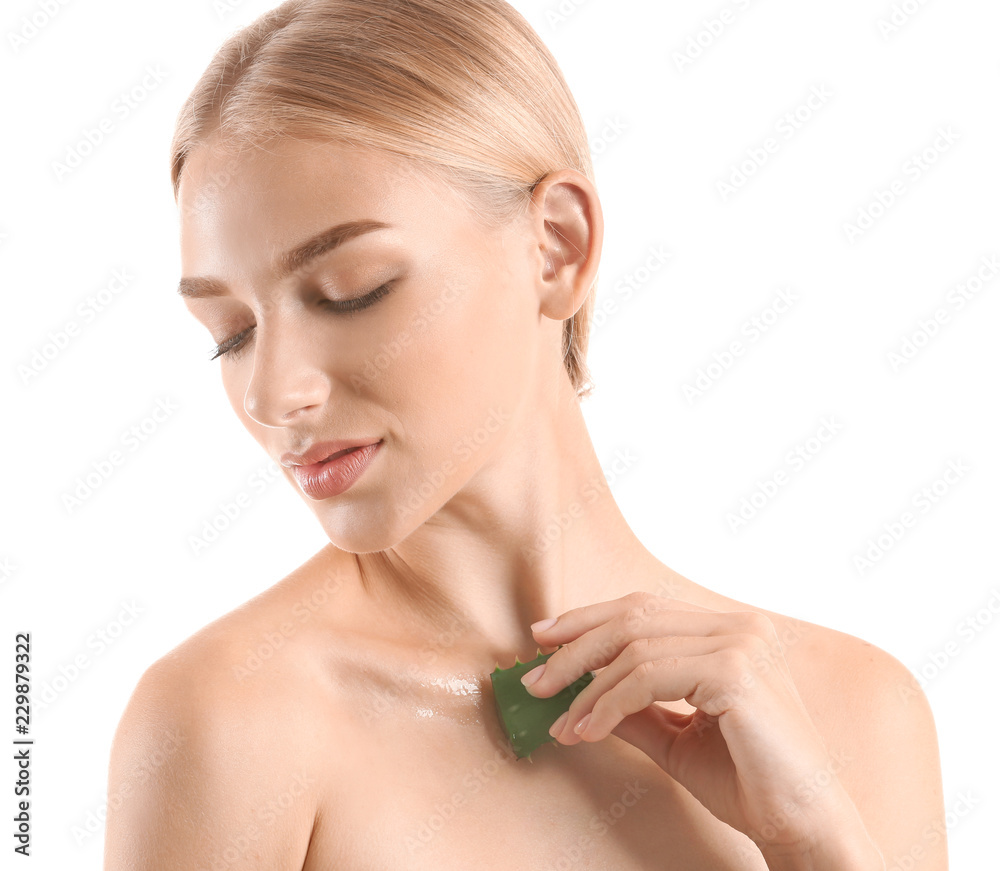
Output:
[2, 0, 997, 866]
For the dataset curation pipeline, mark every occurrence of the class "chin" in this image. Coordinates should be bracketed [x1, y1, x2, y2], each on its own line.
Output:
[313, 505, 411, 555]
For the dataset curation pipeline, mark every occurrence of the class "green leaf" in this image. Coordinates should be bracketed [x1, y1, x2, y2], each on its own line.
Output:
[490, 647, 595, 761]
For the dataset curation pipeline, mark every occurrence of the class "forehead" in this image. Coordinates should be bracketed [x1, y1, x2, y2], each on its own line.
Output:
[177, 137, 458, 281]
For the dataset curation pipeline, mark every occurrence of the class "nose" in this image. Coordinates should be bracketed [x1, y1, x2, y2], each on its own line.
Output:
[242, 316, 331, 427]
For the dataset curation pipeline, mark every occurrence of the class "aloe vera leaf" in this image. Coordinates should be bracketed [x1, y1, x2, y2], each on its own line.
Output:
[490, 647, 595, 761]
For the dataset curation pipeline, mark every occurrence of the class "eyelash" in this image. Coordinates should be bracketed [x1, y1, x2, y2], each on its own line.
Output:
[209, 281, 396, 362]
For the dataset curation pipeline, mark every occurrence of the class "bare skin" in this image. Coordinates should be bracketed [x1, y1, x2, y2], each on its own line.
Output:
[104, 138, 946, 869]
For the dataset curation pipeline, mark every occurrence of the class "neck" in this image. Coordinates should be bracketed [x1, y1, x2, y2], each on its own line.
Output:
[351, 370, 664, 662]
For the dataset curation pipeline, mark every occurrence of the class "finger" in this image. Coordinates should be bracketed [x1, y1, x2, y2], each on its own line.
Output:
[609, 704, 694, 771]
[561, 634, 730, 716]
[525, 606, 780, 697]
[552, 637, 727, 746]
[531, 590, 714, 641]
[553, 649, 756, 745]
[533, 593, 786, 649]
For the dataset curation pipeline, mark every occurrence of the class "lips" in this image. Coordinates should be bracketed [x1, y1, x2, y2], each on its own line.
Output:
[316, 446, 355, 463]
[280, 439, 382, 469]
[284, 440, 383, 500]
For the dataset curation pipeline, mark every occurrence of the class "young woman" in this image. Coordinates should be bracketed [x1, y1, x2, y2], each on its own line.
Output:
[104, 1, 945, 868]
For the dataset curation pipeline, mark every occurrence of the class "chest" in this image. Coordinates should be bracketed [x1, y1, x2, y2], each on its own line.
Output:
[298, 691, 767, 870]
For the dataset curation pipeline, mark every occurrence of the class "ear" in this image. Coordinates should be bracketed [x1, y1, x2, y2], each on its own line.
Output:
[528, 169, 603, 321]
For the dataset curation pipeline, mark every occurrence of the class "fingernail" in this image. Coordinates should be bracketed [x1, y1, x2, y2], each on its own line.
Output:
[573, 713, 591, 735]
[531, 617, 558, 632]
[549, 712, 569, 737]
[520, 663, 546, 687]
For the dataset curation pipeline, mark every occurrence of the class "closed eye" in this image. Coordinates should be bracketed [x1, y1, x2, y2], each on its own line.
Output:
[208, 280, 397, 361]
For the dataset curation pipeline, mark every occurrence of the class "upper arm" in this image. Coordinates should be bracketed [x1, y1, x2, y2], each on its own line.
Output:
[808, 636, 948, 869]
[103, 655, 318, 871]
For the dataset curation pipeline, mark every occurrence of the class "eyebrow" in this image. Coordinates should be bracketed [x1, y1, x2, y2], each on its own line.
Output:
[177, 219, 392, 299]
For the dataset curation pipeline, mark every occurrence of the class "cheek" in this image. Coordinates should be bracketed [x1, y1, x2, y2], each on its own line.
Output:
[384, 259, 536, 447]
[212, 251, 537, 460]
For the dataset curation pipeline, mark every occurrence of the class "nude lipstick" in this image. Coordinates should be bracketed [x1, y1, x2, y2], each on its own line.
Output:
[284, 440, 382, 500]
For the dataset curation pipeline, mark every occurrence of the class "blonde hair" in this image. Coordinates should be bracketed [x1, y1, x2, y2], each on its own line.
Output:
[170, 0, 598, 399]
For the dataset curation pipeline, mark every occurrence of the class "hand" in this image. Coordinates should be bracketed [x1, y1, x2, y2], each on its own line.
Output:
[520, 591, 883, 867]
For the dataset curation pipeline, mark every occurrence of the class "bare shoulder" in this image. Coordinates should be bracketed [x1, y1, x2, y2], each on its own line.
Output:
[678, 582, 942, 756]
[752, 605, 940, 756]
[103, 549, 349, 870]
[738, 600, 948, 866]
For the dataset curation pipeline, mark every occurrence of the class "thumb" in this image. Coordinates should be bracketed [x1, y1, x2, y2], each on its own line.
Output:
[611, 703, 690, 771]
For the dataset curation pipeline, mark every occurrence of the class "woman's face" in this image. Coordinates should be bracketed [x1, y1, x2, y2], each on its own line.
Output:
[177, 137, 555, 551]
